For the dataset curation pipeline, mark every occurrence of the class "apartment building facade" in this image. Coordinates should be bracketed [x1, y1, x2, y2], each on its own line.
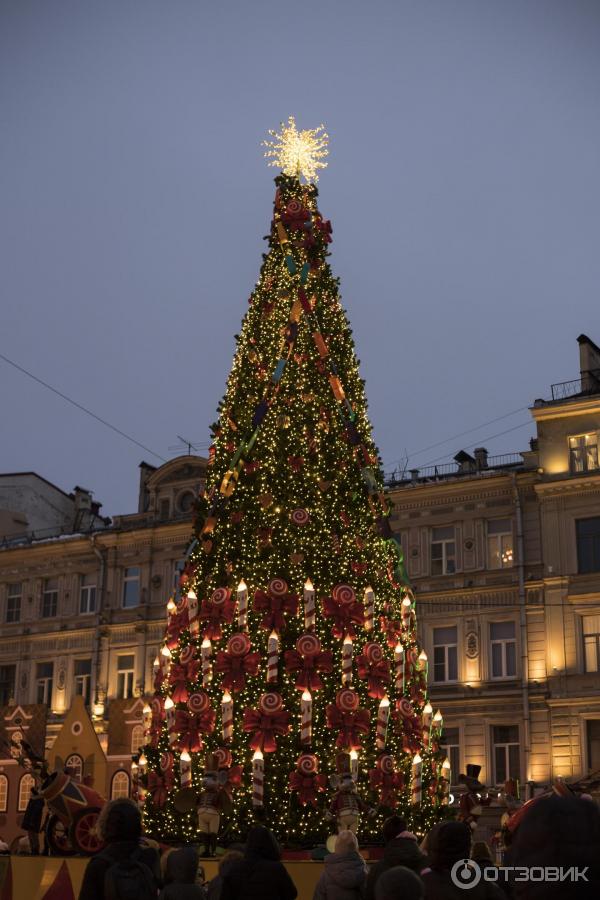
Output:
[387, 333, 600, 795]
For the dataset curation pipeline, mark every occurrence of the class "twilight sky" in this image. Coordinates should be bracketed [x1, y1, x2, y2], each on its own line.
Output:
[1, 0, 599, 517]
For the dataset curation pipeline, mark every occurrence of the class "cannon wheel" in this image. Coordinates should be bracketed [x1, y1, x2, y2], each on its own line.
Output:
[70, 806, 103, 855]
[46, 814, 75, 856]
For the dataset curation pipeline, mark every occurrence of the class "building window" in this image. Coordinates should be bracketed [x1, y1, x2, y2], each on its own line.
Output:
[577, 518, 600, 575]
[433, 626, 458, 682]
[131, 724, 144, 755]
[487, 519, 514, 569]
[6, 583, 21, 623]
[492, 725, 520, 784]
[440, 727, 460, 784]
[65, 754, 83, 781]
[587, 721, 600, 771]
[569, 433, 599, 474]
[18, 773, 35, 812]
[116, 655, 135, 699]
[111, 771, 130, 799]
[431, 526, 456, 575]
[122, 568, 140, 609]
[582, 615, 600, 673]
[0, 665, 16, 706]
[0, 774, 7, 812]
[36, 662, 53, 705]
[79, 574, 96, 615]
[42, 578, 58, 618]
[490, 621, 517, 678]
[159, 499, 171, 520]
[74, 659, 92, 704]
[177, 491, 195, 514]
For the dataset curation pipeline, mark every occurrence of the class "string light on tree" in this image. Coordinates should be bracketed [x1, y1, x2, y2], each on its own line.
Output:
[263, 116, 329, 183]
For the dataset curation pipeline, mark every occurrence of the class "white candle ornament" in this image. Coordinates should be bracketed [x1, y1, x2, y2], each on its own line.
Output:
[350, 749, 359, 781]
[166, 597, 177, 616]
[187, 589, 199, 637]
[364, 587, 375, 631]
[304, 579, 316, 630]
[376, 696, 390, 750]
[401, 596, 412, 630]
[411, 753, 422, 806]
[160, 645, 171, 678]
[341, 635, 353, 686]
[142, 703, 152, 732]
[237, 580, 248, 630]
[442, 757, 451, 805]
[164, 696, 175, 742]
[180, 750, 192, 788]
[433, 709, 443, 738]
[418, 650, 428, 685]
[138, 752, 148, 773]
[252, 750, 264, 807]
[394, 641, 404, 693]
[422, 701, 433, 748]
[301, 689, 312, 745]
[201, 638, 213, 686]
[267, 630, 279, 684]
[222, 690, 233, 742]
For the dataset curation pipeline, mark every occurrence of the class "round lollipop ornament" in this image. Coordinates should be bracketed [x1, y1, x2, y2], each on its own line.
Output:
[227, 633, 251, 657]
[336, 688, 359, 711]
[268, 578, 288, 597]
[259, 691, 284, 714]
[332, 584, 356, 605]
[296, 633, 321, 658]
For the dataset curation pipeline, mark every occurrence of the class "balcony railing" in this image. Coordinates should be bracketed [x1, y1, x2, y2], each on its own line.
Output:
[385, 452, 524, 486]
[551, 369, 600, 401]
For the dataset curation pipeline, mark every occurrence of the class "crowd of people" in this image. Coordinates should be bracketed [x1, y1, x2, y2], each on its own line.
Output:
[72, 792, 600, 900]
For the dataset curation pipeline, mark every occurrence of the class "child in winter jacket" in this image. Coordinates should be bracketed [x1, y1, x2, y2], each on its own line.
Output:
[312, 831, 367, 900]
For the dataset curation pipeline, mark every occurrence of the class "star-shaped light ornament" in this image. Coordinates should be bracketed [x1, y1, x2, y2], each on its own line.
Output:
[263, 116, 329, 183]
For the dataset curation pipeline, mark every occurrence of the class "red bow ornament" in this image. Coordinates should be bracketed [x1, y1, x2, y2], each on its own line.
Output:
[253, 580, 298, 633]
[214, 638, 261, 694]
[314, 214, 333, 243]
[322, 595, 365, 640]
[243, 693, 290, 753]
[289, 771, 328, 807]
[147, 770, 174, 808]
[284, 635, 333, 692]
[174, 708, 215, 754]
[166, 609, 189, 650]
[199, 588, 236, 641]
[395, 698, 423, 754]
[326, 704, 371, 750]
[379, 616, 403, 649]
[356, 653, 391, 700]
[369, 768, 404, 807]
[169, 656, 200, 704]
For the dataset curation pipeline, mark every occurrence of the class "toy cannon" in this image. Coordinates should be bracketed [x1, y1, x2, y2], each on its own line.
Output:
[41, 771, 106, 855]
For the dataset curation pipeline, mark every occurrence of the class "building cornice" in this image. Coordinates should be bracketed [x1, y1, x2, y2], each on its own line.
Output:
[534, 475, 600, 499]
[531, 396, 600, 421]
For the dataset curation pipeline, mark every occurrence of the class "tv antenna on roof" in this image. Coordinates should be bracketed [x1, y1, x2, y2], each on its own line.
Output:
[168, 435, 209, 456]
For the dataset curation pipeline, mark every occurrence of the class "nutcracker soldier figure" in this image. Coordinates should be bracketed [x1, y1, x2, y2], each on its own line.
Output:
[327, 759, 374, 834]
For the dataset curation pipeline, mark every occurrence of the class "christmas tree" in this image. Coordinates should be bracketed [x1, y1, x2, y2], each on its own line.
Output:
[136, 118, 448, 847]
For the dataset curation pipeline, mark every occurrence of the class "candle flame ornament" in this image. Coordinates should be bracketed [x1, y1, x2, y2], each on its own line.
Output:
[412, 753, 422, 806]
[201, 638, 212, 686]
[376, 696, 390, 750]
[303, 579, 316, 631]
[263, 116, 329, 183]
[221, 690, 233, 743]
[237, 580, 248, 630]
[252, 749, 264, 807]
[301, 689, 312, 745]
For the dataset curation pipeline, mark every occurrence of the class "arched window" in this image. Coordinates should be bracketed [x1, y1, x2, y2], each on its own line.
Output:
[18, 773, 35, 811]
[0, 775, 8, 812]
[111, 771, 130, 800]
[65, 754, 83, 781]
[131, 725, 144, 755]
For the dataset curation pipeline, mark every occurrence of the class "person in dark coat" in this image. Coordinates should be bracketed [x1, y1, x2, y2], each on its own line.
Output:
[159, 846, 206, 899]
[375, 866, 424, 900]
[220, 826, 297, 900]
[507, 794, 600, 899]
[78, 798, 161, 900]
[420, 820, 505, 899]
[365, 816, 426, 900]
[21, 787, 45, 855]
[312, 830, 367, 900]
[206, 850, 243, 900]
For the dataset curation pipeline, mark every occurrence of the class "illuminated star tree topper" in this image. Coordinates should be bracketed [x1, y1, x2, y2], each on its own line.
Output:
[263, 115, 329, 183]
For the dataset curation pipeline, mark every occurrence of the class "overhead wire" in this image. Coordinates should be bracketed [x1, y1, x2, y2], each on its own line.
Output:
[0, 350, 167, 463]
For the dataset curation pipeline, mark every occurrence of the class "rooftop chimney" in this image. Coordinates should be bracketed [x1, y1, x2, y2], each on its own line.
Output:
[410, 468, 420, 484]
[577, 334, 600, 394]
[454, 450, 477, 474]
[138, 461, 157, 513]
[474, 447, 488, 470]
